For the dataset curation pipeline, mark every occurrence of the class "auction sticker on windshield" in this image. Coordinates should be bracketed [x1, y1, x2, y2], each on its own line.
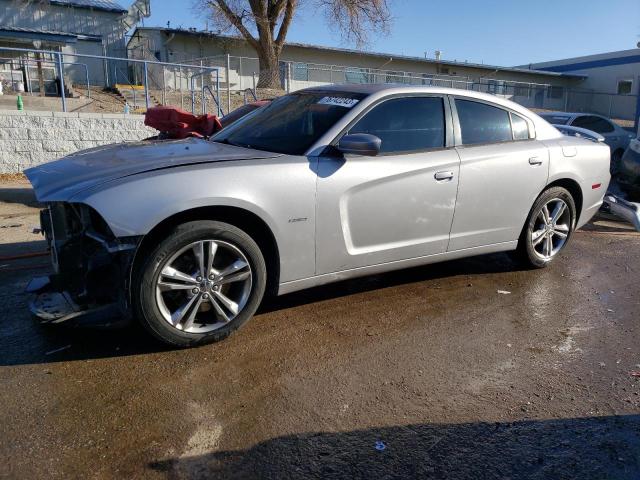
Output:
[317, 97, 360, 108]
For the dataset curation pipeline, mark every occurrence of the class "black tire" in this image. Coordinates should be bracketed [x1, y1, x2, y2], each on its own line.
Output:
[132, 220, 266, 347]
[514, 186, 576, 268]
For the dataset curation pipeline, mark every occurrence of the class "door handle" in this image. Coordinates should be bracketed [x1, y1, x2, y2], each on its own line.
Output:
[434, 171, 454, 181]
[528, 156, 543, 166]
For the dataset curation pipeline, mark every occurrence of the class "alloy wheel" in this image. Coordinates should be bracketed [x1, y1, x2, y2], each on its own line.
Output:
[530, 198, 571, 261]
[155, 239, 253, 333]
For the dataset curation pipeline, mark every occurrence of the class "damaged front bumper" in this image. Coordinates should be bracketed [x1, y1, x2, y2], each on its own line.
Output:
[27, 202, 141, 328]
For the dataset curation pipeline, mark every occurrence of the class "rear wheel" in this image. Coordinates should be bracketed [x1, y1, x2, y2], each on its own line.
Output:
[515, 186, 576, 268]
[133, 220, 266, 347]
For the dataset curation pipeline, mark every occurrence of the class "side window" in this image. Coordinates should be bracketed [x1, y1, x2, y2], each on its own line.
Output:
[511, 113, 530, 140]
[348, 97, 445, 153]
[571, 115, 614, 134]
[455, 99, 513, 145]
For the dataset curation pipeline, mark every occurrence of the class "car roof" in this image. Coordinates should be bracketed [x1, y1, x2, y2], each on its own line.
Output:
[540, 111, 612, 120]
[538, 111, 573, 117]
[299, 83, 555, 122]
[298, 83, 525, 107]
[300, 84, 564, 153]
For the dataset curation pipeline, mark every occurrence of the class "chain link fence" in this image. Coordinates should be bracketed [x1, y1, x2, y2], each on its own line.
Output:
[1, 47, 637, 124]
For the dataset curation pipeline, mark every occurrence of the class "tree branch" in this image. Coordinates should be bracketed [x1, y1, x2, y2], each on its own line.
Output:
[207, 0, 260, 49]
[275, 0, 296, 49]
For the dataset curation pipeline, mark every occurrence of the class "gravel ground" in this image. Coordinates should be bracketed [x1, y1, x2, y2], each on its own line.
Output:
[0, 180, 639, 479]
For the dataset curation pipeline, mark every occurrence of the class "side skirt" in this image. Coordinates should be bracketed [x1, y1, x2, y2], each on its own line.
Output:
[277, 240, 518, 295]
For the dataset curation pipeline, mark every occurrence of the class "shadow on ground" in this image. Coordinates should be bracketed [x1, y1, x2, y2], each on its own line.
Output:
[0, 250, 525, 367]
[260, 251, 522, 313]
[149, 415, 640, 479]
[0, 214, 634, 367]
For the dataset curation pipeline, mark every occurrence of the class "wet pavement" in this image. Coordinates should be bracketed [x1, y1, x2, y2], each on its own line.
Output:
[1, 180, 639, 479]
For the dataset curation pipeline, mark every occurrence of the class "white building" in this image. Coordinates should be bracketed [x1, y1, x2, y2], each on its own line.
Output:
[525, 48, 640, 124]
[128, 27, 585, 113]
[0, 0, 148, 90]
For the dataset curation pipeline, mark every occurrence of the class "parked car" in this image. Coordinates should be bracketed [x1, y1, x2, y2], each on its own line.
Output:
[538, 111, 634, 171]
[616, 137, 640, 199]
[219, 99, 272, 128]
[25, 85, 611, 347]
[553, 124, 606, 143]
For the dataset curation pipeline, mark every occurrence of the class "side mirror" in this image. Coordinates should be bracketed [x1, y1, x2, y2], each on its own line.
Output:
[337, 133, 382, 156]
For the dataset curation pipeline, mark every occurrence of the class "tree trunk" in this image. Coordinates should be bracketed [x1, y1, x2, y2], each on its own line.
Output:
[256, 48, 282, 90]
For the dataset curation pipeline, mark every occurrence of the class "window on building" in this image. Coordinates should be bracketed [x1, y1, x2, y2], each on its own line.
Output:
[348, 96, 445, 153]
[345, 68, 369, 84]
[487, 80, 504, 95]
[385, 71, 408, 84]
[617, 80, 633, 95]
[513, 84, 530, 97]
[548, 86, 564, 99]
[511, 113, 530, 140]
[292, 63, 309, 81]
[455, 99, 513, 145]
[571, 115, 615, 134]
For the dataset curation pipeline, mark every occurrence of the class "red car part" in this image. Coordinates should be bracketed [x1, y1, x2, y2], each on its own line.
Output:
[144, 106, 223, 139]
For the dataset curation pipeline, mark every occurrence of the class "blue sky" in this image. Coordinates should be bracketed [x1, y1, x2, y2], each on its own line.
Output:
[142, 0, 640, 66]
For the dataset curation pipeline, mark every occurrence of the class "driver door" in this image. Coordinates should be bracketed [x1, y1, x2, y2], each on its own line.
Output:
[315, 95, 460, 275]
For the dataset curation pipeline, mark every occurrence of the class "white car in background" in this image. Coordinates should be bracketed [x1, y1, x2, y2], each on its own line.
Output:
[538, 111, 634, 170]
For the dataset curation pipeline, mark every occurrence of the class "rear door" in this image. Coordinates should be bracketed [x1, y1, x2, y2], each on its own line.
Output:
[315, 95, 460, 274]
[448, 97, 549, 251]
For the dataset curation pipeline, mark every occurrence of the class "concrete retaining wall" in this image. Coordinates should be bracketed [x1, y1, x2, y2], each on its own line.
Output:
[0, 110, 156, 174]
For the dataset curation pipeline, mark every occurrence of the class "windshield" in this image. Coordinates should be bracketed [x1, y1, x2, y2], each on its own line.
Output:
[212, 91, 366, 155]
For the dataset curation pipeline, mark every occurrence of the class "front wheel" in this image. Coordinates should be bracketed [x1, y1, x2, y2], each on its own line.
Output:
[516, 186, 576, 268]
[133, 220, 266, 347]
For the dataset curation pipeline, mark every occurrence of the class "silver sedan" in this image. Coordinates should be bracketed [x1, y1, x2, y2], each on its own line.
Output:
[25, 84, 611, 346]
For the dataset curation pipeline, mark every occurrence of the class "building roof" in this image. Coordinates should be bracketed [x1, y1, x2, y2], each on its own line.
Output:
[131, 27, 585, 80]
[0, 26, 102, 43]
[522, 48, 640, 73]
[49, 0, 127, 14]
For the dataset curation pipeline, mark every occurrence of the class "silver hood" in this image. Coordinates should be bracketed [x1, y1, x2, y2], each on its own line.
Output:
[24, 137, 281, 202]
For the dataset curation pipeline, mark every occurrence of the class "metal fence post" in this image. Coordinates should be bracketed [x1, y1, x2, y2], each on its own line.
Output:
[56, 51, 67, 112]
[252, 72, 256, 94]
[143, 60, 150, 110]
[179, 66, 184, 110]
[226, 54, 231, 114]
[162, 66, 166, 105]
[84, 64, 90, 99]
[216, 69, 221, 117]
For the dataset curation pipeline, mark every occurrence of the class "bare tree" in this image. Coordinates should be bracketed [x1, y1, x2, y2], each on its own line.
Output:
[198, 0, 392, 89]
